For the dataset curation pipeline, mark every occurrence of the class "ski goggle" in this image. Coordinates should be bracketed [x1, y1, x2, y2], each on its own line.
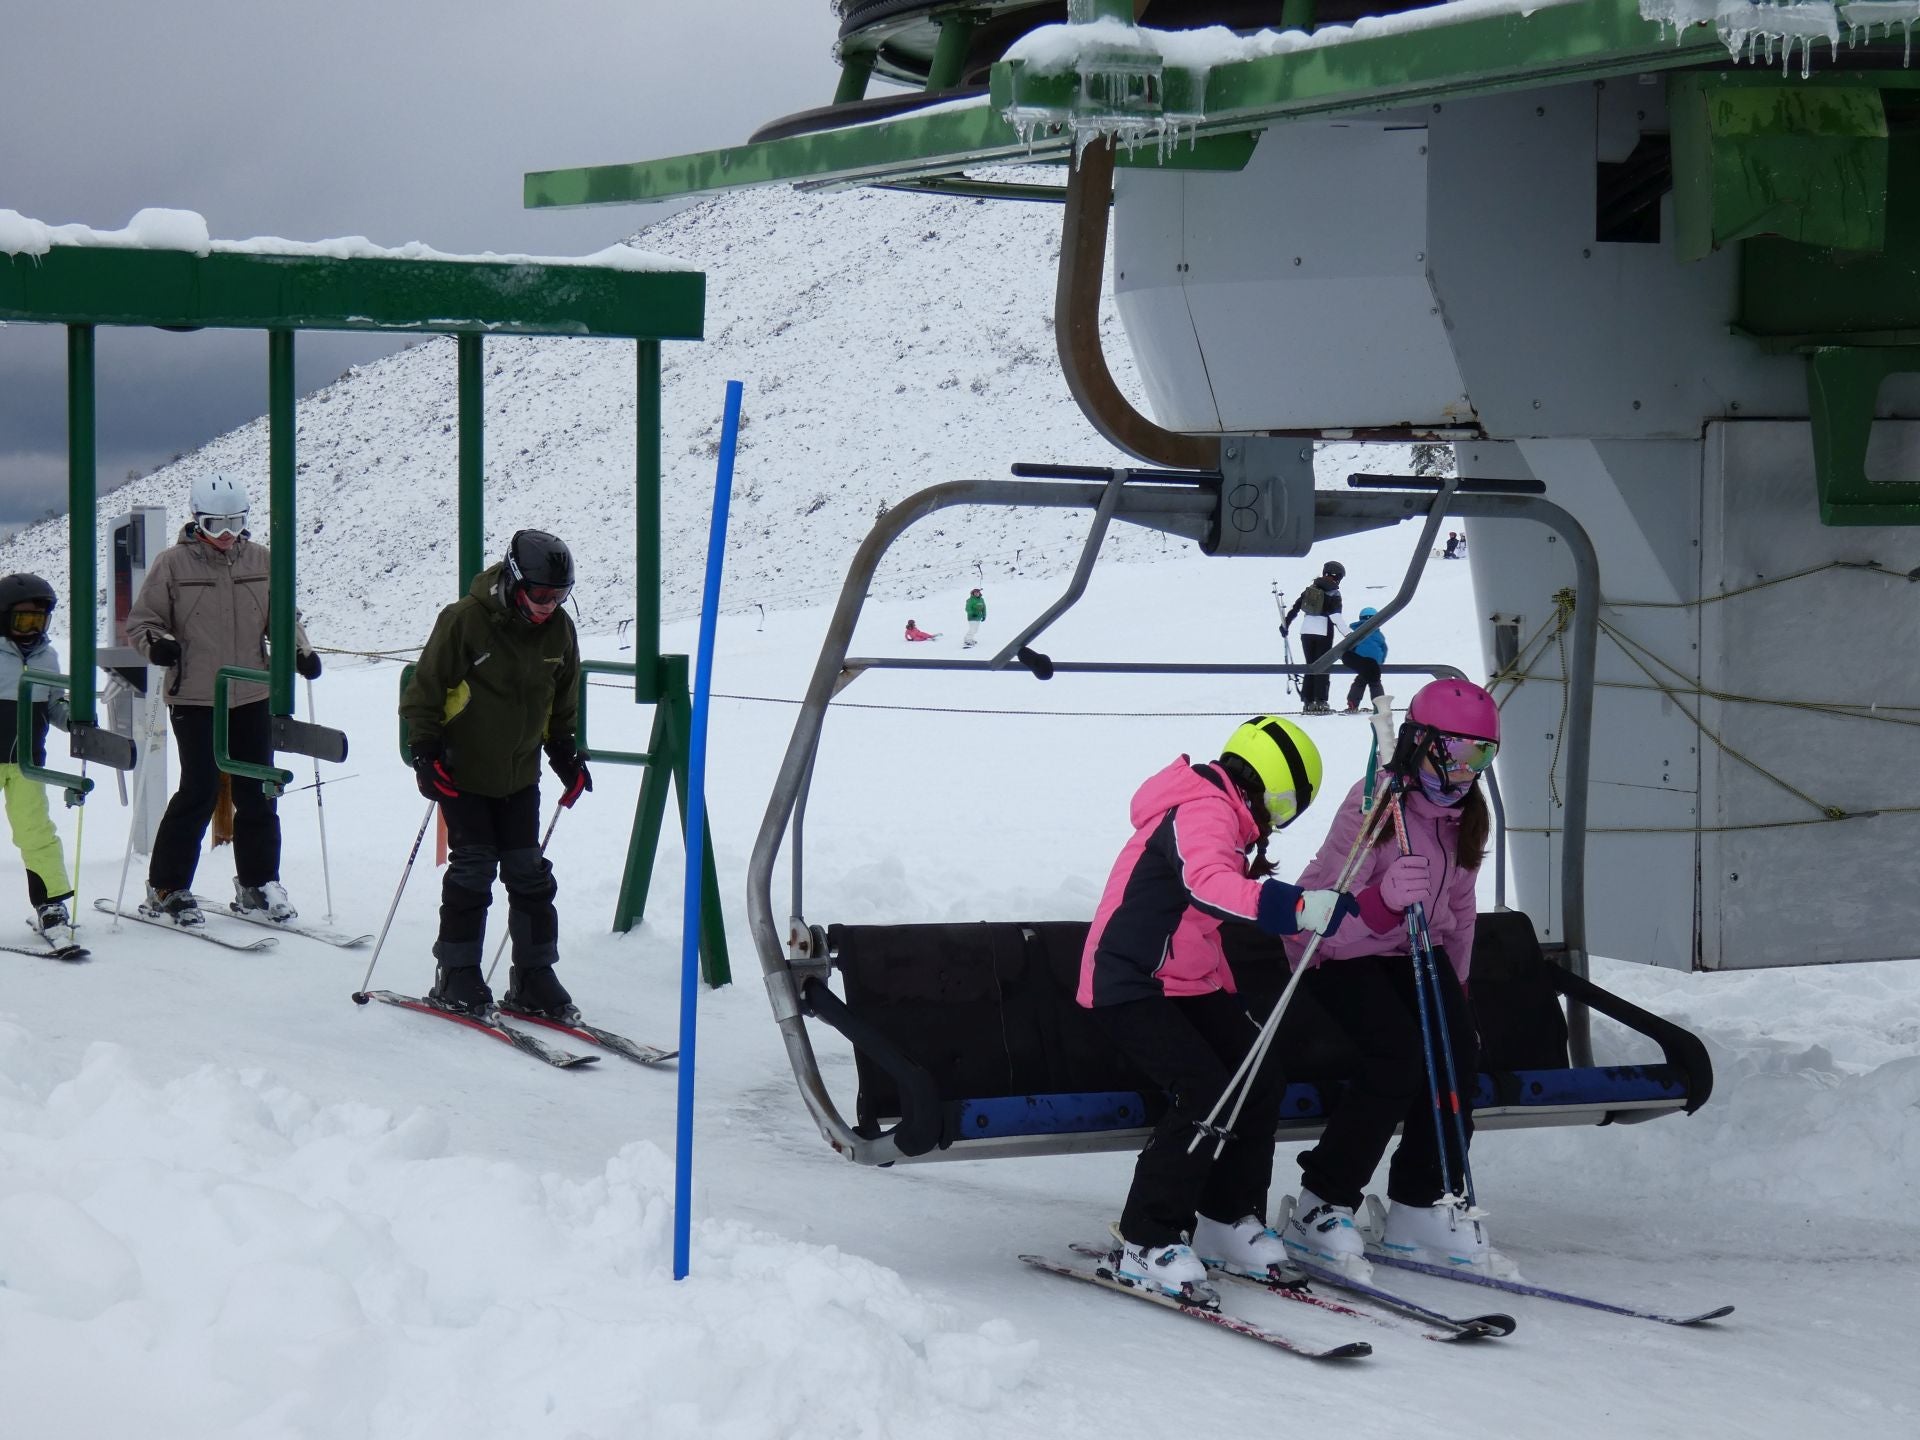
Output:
[1438, 734, 1499, 774]
[197, 511, 247, 538]
[7, 607, 50, 637]
[519, 582, 570, 607]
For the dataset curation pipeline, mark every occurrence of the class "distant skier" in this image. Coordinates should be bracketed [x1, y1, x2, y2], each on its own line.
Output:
[401, 530, 589, 1020]
[1442, 532, 1461, 559]
[0, 573, 78, 949]
[1281, 560, 1344, 715]
[962, 588, 986, 649]
[1077, 715, 1373, 1302]
[126, 474, 321, 928]
[1341, 606, 1387, 714]
[904, 619, 937, 642]
[1279, 679, 1511, 1281]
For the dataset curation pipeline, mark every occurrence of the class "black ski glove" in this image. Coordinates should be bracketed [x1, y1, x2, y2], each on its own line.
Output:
[147, 636, 182, 667]
[412, 740, 458, 801]
[296, 650, 323, 681]
[545, 744, 592, 808]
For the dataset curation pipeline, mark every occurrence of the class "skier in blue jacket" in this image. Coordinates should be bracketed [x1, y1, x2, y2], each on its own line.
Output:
[1342, 607, 1387, 714]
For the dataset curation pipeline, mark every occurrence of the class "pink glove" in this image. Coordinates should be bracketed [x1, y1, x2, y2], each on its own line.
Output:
[1378, 853, 1433, 912]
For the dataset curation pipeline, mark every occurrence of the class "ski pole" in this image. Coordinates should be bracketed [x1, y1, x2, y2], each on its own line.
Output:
[1385, 789, 1474, 1207]
[1191, 786, 1398, 1156]
[483, 804, 564, 987]
[1411, 891, 1477, 1207]
[305, 677, 336, 922]
[351, 799, 437, 1002]
[1272, 586, 1300, 699]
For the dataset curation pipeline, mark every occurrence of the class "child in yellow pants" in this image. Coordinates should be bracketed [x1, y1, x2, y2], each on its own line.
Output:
[0, 574, 76, 948]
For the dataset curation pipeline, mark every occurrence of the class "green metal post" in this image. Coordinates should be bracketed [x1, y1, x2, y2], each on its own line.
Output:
[214, 667, 294, 793]
[615, 656, 729, 984]
[927, 14, 979, 92]
[458, 333, 486, 590]
[834, 49, 874, 105]
[268, 329, 296, 716]
[16, 670, 92, 800]
[635, 340, 662, 703]
[65, 325, 97, 727]
[1280, 0, 1316, 32]
[619, 699, 676, 933]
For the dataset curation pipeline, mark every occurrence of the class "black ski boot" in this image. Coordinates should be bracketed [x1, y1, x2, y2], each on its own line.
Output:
[141, 885, 206, 927]
[428, 964, 494, 1017]
[503, 964, 577, 1022]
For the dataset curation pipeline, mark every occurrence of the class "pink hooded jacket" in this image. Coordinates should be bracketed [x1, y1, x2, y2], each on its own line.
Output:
[1283, 774, 1480, 984]
[1078, 757, 1309, 1008]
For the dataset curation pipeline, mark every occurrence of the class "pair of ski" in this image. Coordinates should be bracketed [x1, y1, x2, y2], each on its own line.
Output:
[91, 897, 372, 953]
[355, 988, 676, 1070]
[1032, 1238, 1729, 1359]
[1042, 1242, 1511, 1359]
[2, 924, 90, 962]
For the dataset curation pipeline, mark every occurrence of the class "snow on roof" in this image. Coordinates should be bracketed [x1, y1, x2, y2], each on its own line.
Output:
[0, 206, 692, 272]
[1002, 1, 1589, 78]
[1003, 1, 1920, 80]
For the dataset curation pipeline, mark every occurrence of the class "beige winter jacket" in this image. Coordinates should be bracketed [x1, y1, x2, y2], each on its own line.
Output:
[125, 525, 313, 707]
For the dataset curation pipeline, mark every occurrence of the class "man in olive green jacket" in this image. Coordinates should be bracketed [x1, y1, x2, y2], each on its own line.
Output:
[401, 530, 589, 1019]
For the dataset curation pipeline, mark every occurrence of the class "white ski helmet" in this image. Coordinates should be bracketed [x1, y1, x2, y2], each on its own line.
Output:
[190, 473, 249, 534]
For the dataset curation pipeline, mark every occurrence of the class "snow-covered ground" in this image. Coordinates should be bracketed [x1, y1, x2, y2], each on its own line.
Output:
[3, 520, 1916, 1438]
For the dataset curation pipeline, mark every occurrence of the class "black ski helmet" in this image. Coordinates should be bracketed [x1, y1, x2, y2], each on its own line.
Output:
[0, 572, 56, 645]
[503, 530, 574, 620]
[1321, 560, 1346, 581]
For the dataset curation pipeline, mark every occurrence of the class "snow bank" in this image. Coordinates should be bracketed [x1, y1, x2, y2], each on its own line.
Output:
[0, 1024, 1034, 1438]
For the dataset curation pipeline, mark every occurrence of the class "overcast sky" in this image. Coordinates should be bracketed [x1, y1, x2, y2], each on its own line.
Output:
[1, 1, 844, 527]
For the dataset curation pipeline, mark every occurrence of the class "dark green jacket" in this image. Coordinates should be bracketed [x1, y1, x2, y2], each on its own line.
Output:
[400, 564, 580, 798]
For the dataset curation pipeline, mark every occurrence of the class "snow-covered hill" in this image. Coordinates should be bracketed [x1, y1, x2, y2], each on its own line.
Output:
[0, 176, 1185, 651]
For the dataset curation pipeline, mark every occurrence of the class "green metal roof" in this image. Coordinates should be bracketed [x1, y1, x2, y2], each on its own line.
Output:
[0, 245, 705, 339]
[526, 0, 1730, 209]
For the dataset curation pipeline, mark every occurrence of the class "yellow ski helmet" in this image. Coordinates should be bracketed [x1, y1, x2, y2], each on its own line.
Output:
[1221, 715, 1323, 829]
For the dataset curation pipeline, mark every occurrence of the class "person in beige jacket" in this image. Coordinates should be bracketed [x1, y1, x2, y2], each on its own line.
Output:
[125, 473, 320, 928]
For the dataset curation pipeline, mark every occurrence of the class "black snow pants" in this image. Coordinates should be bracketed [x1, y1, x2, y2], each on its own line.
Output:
[149, 700, 280, 893]
[432, 783, 560, 973]
[1293, 951, 1478, 1211]
[1299, 631, 1334, 708]
[1091, 989, 1285, 1249]
[1344, 656, 1384, 710]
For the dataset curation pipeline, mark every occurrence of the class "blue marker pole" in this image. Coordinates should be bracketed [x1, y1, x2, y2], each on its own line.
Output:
[674, 379, 742, 1281]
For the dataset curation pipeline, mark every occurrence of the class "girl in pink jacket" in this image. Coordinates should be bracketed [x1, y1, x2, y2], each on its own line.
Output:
[1077, 715, 1370, 1303]
[1277, 679, 1508, 1279]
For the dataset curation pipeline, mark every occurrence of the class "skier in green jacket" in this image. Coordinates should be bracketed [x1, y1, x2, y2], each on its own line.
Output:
[400, 530, 590, 1019]
[963, 587, 986, 649]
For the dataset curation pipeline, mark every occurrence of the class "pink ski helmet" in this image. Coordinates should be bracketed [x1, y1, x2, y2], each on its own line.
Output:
[1407, 678, 1500, 744]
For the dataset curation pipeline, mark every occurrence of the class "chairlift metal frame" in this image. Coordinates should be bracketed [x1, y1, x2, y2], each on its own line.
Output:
[748, 467, 1619, 1166]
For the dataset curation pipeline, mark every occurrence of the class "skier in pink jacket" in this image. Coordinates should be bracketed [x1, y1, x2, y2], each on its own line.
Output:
[1277, 678, 1509, 1281]
[1078, 715, 1376, 1303]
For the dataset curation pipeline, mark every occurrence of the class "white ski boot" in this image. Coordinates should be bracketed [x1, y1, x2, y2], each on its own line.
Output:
[234, 879, 297, 923]
[34, 899, 78, 951]
[1191, 1213, 1305, 1286]
[142, 885, 206, 927]
[1279, 1189, 1373, 1283]
[1109, 1224, 1216, 1305]
[1372, 1195, 1521, 1279]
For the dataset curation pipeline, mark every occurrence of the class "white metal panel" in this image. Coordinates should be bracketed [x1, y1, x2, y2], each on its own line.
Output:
[1461, 439, 1704, 968]
[1112, 120, 1469, 430]
[1698, 423, 1920, 968]
[1111, 169, 1223, 431]
[1425, 86, 1809, 438]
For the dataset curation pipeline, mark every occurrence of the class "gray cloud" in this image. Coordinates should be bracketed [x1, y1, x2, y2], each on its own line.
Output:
[2, 1, 842, 517]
